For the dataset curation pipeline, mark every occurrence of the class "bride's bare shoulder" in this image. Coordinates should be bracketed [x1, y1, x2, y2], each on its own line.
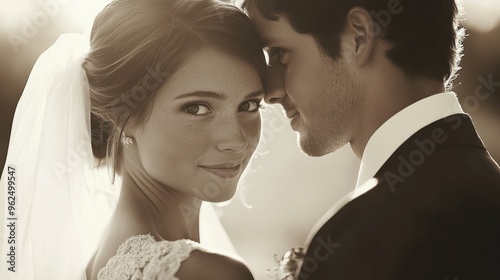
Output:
[176, 250, 254, 280]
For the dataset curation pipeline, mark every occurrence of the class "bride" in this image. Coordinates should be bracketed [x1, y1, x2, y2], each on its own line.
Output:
[1, 0, 266, 279]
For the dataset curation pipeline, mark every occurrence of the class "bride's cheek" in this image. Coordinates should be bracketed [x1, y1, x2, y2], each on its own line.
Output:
[244, 117, 262, 151]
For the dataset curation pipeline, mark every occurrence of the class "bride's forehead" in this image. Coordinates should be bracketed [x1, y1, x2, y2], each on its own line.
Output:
[155, 47, 262, 99]
[176, 46, 255, 74]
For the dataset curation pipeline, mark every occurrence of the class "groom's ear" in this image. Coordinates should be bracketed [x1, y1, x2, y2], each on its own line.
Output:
[342, 7, 378, 67]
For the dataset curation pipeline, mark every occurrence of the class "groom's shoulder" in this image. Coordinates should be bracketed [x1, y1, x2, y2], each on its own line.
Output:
[370, 143, 500, 240]
[376, 144, 500, 214]
[376, 114, 500, 198]
[176, 250, 254, 280]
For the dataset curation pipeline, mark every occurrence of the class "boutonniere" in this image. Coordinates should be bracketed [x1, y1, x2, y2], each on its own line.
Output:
[268, 247, 306, 280]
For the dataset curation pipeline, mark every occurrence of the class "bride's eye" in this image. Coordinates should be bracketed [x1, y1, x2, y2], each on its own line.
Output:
[184, 104, 212, 115]
[239, 100, 263, 113]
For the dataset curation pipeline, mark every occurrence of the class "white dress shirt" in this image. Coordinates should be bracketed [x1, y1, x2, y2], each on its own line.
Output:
[305, 92, 465, 245]
[356, 92, 465, 188]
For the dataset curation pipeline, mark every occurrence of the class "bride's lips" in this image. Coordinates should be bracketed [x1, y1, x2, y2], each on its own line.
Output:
[199, 163, 242, 179]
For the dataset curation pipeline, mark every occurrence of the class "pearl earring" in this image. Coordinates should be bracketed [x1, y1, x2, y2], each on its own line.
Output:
[121, 133, 134, 147]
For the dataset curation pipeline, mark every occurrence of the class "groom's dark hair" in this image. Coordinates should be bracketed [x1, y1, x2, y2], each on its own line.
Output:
[243, 0, 464, 88]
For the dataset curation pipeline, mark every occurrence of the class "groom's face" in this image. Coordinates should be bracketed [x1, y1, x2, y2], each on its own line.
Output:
[250, 10, 364, 156]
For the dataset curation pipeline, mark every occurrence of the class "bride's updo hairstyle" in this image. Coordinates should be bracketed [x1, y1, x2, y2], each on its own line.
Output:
[83, 0, 266, 177]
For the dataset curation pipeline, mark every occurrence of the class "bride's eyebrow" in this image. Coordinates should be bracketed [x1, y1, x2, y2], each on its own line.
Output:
[175, 91, 227, 100]
[245, 90, 265, 98]
[175, 90, 264, 100]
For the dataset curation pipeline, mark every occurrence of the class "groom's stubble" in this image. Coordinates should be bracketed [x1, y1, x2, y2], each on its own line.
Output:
[298, 54, 363, 157]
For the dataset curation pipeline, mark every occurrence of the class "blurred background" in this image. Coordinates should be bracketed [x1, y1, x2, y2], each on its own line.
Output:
[1, 0, 499, 279]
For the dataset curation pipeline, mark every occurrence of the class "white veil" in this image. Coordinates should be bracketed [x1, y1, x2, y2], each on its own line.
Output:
[0, 33, 237, 280]
[0, 33, 116, 280]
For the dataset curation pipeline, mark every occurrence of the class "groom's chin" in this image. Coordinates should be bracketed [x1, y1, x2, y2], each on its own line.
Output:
[298, 134, 344, 157]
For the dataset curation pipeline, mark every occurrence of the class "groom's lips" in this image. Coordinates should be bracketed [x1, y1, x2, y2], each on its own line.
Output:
[282, 102, 297, 118]
[287, 111, 301, 130]
[286, 111, 299, 119]
[283, 103, 300, 129]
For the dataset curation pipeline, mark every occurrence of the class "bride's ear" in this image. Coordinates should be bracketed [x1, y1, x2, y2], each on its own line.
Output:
[343, 7, 377, 67]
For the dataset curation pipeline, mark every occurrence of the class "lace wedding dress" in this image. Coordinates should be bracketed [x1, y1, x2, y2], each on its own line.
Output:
[96, 234, 208, 280]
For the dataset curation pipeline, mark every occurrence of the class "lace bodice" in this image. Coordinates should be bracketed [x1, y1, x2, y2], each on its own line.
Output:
[97, 234, 205, 280]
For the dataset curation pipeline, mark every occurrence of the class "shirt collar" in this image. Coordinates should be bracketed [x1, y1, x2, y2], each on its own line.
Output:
[356, 92, 464, 188]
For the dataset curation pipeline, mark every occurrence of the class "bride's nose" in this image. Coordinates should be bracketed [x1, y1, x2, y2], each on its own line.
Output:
[215, 117, 248, 153]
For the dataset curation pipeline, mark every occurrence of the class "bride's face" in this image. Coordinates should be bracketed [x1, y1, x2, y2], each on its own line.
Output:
[132, 46, 264, 202]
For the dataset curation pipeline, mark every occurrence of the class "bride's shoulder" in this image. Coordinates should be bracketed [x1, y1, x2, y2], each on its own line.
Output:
[177, 249, 254, 280]
[139, 235, 254, 280]
[95, 234, 253, 280]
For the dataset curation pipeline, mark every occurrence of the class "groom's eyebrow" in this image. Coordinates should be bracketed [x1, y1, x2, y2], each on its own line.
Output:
[263, 37, 285, 47]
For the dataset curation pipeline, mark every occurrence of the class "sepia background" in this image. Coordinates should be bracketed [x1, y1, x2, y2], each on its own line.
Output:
[1, 0, 499, 279]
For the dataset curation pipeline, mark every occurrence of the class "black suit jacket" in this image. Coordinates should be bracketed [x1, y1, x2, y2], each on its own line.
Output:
[298, 114, 500, 280]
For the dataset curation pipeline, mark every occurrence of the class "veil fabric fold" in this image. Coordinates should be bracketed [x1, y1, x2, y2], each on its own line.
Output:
[1, 33, 238, 280]
[1, 33, 120, 280]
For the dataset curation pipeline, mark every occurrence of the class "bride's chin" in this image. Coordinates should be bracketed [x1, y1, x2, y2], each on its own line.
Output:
[202, 184, 238, 203]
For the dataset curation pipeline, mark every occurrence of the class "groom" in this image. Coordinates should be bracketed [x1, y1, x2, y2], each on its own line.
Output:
[244, 0, 500, 279]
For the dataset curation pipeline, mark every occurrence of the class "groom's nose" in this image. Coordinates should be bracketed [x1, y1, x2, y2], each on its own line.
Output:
[264, 60, 287, 105]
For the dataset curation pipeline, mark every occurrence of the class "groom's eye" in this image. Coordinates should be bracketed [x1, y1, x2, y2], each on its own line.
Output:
[266, 47, 287, 65]
[265, 48, 283, 65]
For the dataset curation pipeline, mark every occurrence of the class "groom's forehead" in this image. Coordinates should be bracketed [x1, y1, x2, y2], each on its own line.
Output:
[248, 10, 295, 45]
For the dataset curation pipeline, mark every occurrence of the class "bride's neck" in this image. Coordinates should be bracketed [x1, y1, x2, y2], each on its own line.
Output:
[114, 170, 202, 242]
